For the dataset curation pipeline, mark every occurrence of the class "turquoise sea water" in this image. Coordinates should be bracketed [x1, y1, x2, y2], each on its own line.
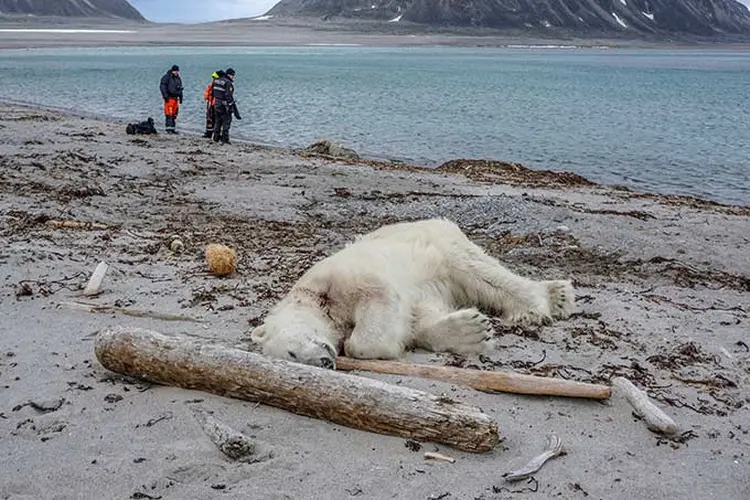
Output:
[0, 45, 748, 205]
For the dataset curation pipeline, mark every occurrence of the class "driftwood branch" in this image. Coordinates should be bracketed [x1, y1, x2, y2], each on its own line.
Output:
[191, 408, 272, 463]
[336, 357, 611, 400]
[94, 327, 499, 453]
[57, 301, 203, 323]
[612, 377, 677, 434]
[45, 219, 110, 230]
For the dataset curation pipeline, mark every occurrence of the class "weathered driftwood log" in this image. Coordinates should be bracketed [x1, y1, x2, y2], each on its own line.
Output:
[336, 357, 611, 400]
[95, 327, 499, 453]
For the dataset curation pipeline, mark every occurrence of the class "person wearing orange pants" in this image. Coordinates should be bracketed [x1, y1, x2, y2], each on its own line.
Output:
[160, 64, 183, 134]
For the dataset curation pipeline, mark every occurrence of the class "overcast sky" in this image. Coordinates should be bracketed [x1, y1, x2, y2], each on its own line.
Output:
[130, 0, 750, 23]
[129, 0, 279, 23]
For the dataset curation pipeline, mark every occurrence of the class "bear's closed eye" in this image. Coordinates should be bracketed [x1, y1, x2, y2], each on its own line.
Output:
[287, 351, 297, 359]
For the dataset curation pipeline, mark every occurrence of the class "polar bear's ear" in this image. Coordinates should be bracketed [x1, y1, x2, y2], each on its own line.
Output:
[250, 325, 267, 344]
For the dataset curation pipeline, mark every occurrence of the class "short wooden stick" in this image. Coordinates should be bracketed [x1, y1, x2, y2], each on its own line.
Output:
[94, 327, 499, 453]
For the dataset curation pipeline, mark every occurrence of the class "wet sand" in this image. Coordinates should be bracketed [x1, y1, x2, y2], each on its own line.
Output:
[0, 104, 748, 499]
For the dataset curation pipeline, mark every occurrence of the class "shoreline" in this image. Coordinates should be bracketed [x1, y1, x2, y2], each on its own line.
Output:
[1, 104, 748, 499]
[5, 99, 748, 212]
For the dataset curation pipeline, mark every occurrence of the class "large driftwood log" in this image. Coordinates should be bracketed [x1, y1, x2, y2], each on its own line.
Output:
[336, 357, 611, 400]
[94, 327, 499, 453]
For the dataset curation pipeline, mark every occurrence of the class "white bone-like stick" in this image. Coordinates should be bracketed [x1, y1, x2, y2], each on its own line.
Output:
[424, 451, 456, 463]
[83, 261, 109, 296]
[613, 376, 677, 434]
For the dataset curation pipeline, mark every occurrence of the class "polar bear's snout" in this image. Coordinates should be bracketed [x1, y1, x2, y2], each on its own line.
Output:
[252, 321, 339, 369]
[318, 351, 336, 369]
[286, 340, 337, 369]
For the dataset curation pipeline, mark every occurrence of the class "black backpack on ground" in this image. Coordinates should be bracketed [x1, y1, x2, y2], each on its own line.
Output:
[126, 117, 157, 135]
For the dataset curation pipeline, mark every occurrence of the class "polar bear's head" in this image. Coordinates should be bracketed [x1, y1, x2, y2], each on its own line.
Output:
[251, 313, 338, 369]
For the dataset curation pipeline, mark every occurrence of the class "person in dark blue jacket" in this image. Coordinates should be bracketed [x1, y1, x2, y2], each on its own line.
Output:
[211, 68, 241, 144]
[159, 64, 183, 134]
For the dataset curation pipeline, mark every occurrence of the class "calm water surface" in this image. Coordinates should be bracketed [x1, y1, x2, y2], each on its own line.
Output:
[0, 46, 748, 205]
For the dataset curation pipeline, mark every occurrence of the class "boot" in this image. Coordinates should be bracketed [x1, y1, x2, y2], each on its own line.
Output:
[165, 116, 177, 134]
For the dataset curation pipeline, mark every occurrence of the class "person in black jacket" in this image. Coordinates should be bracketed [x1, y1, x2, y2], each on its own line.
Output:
[211, 67, 242, 144]
[159, 64, 183, 134]
[203, 69, 225, 138]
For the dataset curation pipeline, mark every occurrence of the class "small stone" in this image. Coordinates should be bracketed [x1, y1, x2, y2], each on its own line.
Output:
[556, 225, 571, 233]
[104, 394, 124, 404]
[170, 239, 185, 253]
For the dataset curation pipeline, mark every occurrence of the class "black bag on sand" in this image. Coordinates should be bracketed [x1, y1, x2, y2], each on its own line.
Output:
[126, 117, 158, 135]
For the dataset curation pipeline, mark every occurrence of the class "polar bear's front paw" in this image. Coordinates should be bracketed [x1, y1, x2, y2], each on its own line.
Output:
[543, 280, 575, 320]
[431, 308, 493, 354]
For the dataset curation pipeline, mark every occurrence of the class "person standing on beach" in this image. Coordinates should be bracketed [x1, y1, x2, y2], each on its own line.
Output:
[160, 64, 183, 134]
[203, 70, 225, 138]
[211, 68, 242, 144]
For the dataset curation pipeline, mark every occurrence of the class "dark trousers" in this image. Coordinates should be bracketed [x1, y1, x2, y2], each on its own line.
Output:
[204, 102, 215, 136]
[213, 104, 233, 143]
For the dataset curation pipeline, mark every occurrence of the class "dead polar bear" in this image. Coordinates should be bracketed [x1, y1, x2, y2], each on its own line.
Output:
[251, 218, 574, 368]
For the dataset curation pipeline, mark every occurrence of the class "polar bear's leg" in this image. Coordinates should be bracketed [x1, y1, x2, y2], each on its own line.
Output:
[451, 244, 575, 326]
[343, 296, 412, 360]
[412, 301, 493, 354]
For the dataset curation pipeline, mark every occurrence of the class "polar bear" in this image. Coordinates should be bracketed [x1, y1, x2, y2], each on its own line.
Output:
[251, 218, 574, 369]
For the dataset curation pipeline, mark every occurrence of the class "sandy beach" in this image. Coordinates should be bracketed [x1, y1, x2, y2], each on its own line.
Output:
[0, 103, 748, 499]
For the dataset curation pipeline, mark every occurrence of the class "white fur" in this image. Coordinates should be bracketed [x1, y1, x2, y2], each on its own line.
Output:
[251, 218, 575, 368]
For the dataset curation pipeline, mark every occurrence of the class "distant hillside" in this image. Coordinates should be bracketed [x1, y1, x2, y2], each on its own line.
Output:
[0, 0, 145, 21]
[266, 0, 750, 37]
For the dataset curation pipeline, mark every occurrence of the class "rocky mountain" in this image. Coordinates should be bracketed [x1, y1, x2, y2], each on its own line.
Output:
[0, 0, 145, 21]
[266, 0, 750, 37]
